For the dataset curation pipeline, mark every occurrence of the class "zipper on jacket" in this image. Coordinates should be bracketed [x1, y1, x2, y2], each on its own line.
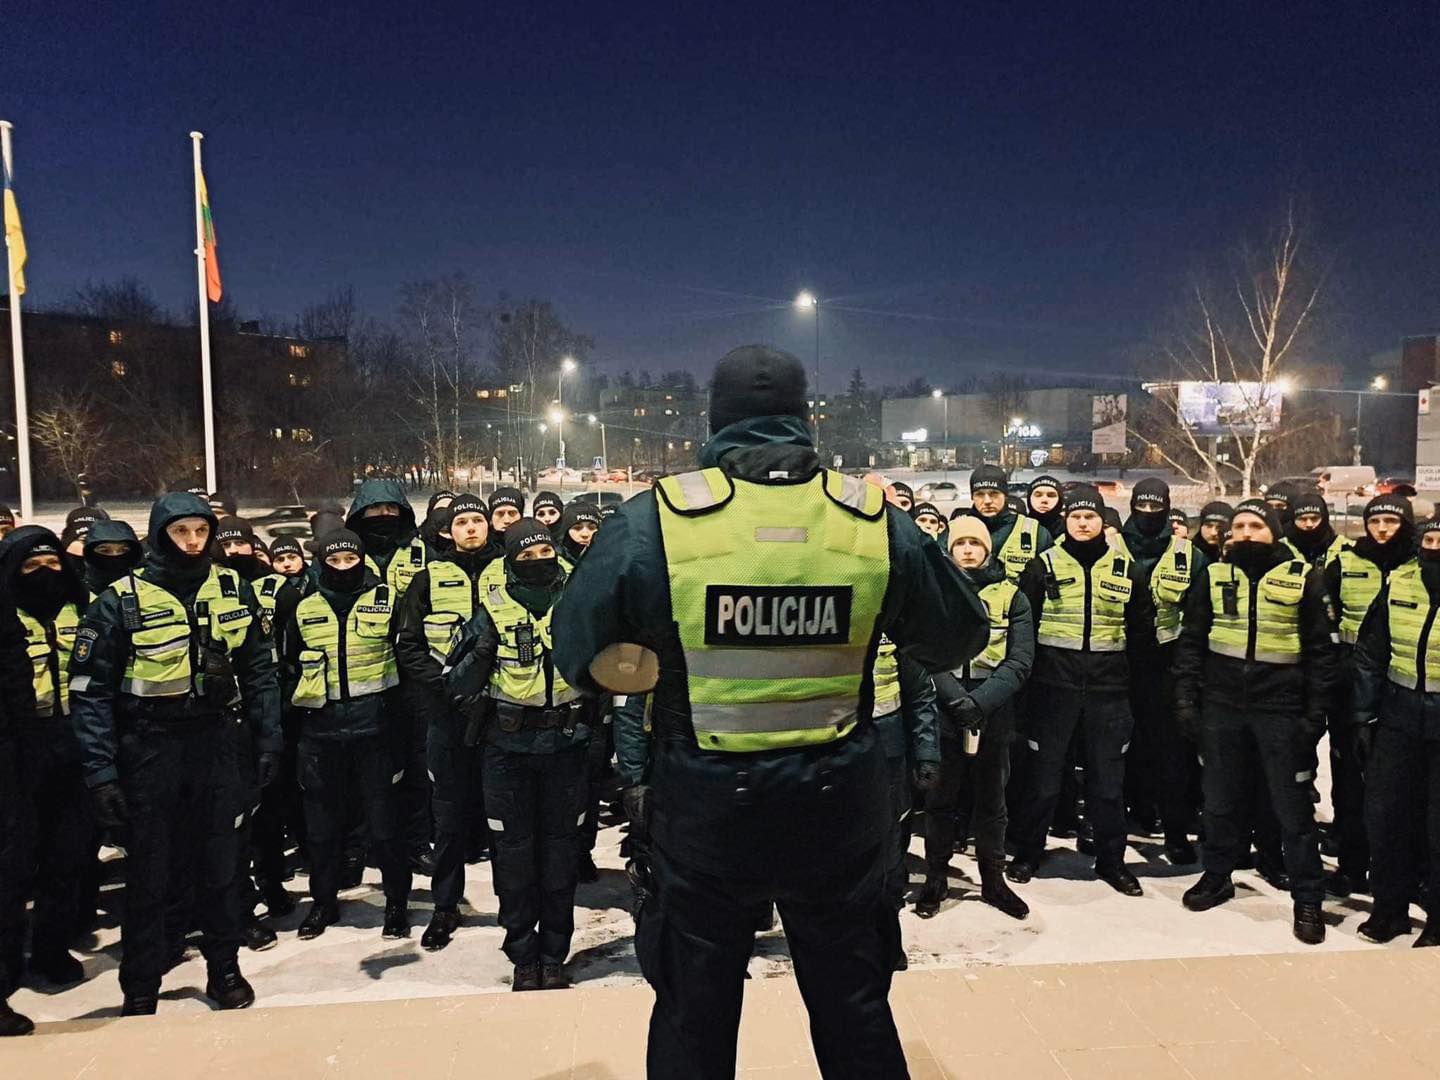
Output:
[1082, 563, 1093, 650]
[1246, 576, 1259, 661]
[337, 607, 351, 702]
[45, 622, 61, 714]
[1419, 601, 1440, 694]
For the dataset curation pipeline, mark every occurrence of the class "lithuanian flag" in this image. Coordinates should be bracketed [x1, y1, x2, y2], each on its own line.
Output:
[3, 153, 25, 297]
[198, 167, 221, 302]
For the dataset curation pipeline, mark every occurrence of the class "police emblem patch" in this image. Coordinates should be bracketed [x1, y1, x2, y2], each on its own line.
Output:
[73, 626, 98, 663]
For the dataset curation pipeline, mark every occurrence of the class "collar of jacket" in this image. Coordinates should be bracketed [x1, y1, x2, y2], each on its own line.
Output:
[697, 415, 818, 481]
[1120, 520, 1172, 561]
[964, 558, 1008, 589]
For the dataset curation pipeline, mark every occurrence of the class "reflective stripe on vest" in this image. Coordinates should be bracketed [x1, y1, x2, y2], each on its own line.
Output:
[658, 467, 890, 753]
[970, 578, 1018, 673]
[423, 559, 476, 665]
[1036, 545, 1132, 652]
[364, 537, 428, 600]
[1337, 548, 1383, 645]
[113, 567, 253, 698]
[1206, 560, 1306, 665]
[995, 516, 1039, 582]
[1152, 537, 1195, 644]
[19, 603, 81, 717]
[255, 574, 286, 617]
[1384, 561, 1440, 690]
[479, 582, 575, 708]
[872, 637, 901, 718]
[291, 585, 399, 708]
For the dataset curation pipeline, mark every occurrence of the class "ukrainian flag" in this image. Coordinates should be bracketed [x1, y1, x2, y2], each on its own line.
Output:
[3, 153, 25, 296]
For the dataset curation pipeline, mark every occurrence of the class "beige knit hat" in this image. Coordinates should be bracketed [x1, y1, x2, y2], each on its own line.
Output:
[947, 513, 993, 556]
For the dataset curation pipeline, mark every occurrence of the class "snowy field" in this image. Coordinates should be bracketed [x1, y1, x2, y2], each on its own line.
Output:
[10, 743, 1407, 1025]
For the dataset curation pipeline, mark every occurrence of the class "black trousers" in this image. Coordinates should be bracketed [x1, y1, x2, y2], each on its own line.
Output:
[428, 725, 486, 911]
[1126, 651, 1200, 841]
[1326, 677, 1369, 879]
[400, 705, 432, 856]
[1199, 705, 1324, 903]
[252, 715, 302, 895]
[299, 734, 411, 906]
[482, 743, 588, 966]
[929, 730, 1011, 872]
[639, 842, 906, 1080]
[1364, 724, 1440, 915]
[0, 726, 91, 992]
[117, 715, 242, 997]
[883, 748, 911, 913]
[1010, 684, 1134, 865]
[579, 719, 614, 856]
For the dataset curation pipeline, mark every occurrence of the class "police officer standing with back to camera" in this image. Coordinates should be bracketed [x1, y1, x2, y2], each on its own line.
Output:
[1351, 516, 1440, 945]
[0, 579, 38, 1036]
[69, 492, 281, 1015]
[554, 345, 987, 1079]
[1173, 501, 1335, 943]
[968, 464, 1052, 582]
[394, 494, 502, 951]
[1007, 484, 1156, 895]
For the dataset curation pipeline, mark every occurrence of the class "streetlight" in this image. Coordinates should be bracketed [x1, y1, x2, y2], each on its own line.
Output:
[548, 405, 567, 489]
[1353, 376, 1390, 466]
[796, 291, 822, 455]
[587, 413, 607, 471]
[931, 388, 949, 479]
[557, 356, 577, 463]
[1006, 416, 1025, 470]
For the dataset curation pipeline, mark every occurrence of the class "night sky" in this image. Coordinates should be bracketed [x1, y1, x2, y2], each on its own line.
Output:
[5, 2, 1438, 390]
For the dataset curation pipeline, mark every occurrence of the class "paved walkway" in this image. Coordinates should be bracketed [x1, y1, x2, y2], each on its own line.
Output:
[11, 949, 1440, 1078]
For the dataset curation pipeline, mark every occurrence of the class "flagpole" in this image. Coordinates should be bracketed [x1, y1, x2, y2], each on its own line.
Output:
[190, 131, 217, 494]
[1, 121, 32, 522]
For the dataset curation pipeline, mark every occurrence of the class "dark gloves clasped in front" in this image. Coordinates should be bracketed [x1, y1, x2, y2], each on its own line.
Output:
[944, 695, 984, 731]
[913, 761, 941, 792]
[256, 751, 281, 789]
[90, 781, 129, 830]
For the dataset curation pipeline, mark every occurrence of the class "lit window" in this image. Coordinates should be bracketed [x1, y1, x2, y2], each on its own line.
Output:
[477, 389, 490, 399]
[107, 330, 123, 345]
[664, 409, 674, 416]
[289, 344, 310, 359]
[496, 389, 507, 398]
[110, 360, 126, 378]
[292, 428, 314, 443]
[272, 428, 284, 439]
[288, 372, 312, 388]
[635, 408, 646, 417]
[665, 395, 673, 401]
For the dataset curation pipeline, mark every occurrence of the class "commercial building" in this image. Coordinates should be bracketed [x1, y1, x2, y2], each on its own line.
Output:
[880, 386, 1107, 469]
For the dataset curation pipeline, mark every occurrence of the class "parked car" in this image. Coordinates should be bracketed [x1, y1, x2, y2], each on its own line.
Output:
[1310, 465, 1377, 498]
[566, 490, 628, 509]
[915, 480, 964, 510]
[1376, 476, 1417, 497]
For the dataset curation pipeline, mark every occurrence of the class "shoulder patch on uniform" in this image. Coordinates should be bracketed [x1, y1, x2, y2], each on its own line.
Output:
[73, 628, 96, 662]
[259, 613, 273, 637]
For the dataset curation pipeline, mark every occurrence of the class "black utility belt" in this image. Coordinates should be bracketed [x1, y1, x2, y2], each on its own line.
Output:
[494, 702, 580, 732]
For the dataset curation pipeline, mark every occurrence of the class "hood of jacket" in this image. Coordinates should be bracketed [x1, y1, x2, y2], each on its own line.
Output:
[697, 415, 817, 480]
[345, 479, 417, 535]
[0, 525, 90, 613]
[142, 492, 217, 592]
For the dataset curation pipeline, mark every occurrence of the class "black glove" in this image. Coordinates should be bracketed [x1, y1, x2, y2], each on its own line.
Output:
[622, 784, 652, 830]
[256, 751, 281, 789]
[913, 761, 941, 792]
[1353, 724, 1375, 769]
[89, 781, 129, 830]
[1175, 704, 1200, 741]
[944, 695, 983, 730]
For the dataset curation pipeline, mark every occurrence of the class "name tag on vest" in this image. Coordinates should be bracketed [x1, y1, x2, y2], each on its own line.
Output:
[705, 585, 852, 646]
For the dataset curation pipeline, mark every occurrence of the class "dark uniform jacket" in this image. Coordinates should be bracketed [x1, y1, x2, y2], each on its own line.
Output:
[932, 557, 1034, 741]
[1352, 561, 1440, 741]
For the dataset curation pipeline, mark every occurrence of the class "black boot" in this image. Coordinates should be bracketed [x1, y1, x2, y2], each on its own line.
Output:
[1325, 870, 1369, 898]
[1096, 861, 1144, 897]
[980, 862, 1030, 920]
[243, 917, 278, 952]
[31, 950, 85, 985]
[205, 963, 256, 1010]
[1006, 855, 1040, 884]
[540, 962, 571, 990]
[1182, 871, 1235, 912]
[1077, 820, 1095, 855]
[1256, 858, 1290, 891]
[1415, 917, 1440, 948]
[422, 909, 462, 951]
[264, 885, 297, 919]
[1293, 901, 1326, 945]
[409, 848, 435, 878]
[0, 1000, 34, 1036]
[120, 994, 158, 1017]
[381, 900, 410, 939]
[575, 853, 599, 884]
[1358, 907, 1412, 944]
[512, 962, 542, 991]
[913, 874, 947, 918]
[340, 858, 365, 889]
[298, 901, 340, 940]
[1164, 837, 1198, 866]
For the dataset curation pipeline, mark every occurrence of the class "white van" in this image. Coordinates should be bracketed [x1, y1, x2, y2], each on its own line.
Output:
[1310, 466, 1377, 498]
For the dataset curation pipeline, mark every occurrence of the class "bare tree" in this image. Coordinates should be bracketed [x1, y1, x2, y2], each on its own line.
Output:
[31, 392, 109, 500]
[1131, 199, 1325, 497]
[488, 298, 594, 475]
[399, 275, 479, 485]
[70, 277, 169, 324]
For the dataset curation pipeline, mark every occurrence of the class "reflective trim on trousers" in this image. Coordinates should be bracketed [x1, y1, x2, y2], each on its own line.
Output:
[682, 646, 866, 680]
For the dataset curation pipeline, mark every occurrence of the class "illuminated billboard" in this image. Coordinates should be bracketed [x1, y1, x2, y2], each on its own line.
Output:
[1174, 381, 1283, 435]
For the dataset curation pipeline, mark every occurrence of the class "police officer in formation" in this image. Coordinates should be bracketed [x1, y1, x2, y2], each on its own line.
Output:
[555, 346, 987, 1079]
[1008, 484, 1154, 894]
[1174, 501, 1335, 942]
[449, 518, 596, 992]
[916, 514, 1033, 921]
[532, 490, 564, 532]
[70, 493, 281, 1015]
[278, 529, 412, 940]
[1194, 501, 1233, 563]
[1284, 489, 1345, 569]
[394, 494, 500, 951]
[909, 501, 945, 541]
[969, 464, 1051, 581]
[1026, 474, 1063, 539]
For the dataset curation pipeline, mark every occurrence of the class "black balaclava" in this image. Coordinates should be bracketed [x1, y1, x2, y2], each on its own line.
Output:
[504, 517, 562, 611]
[214, 516, 263, 581]
[1419, 520, 1440, 594]
[707, 345, 810, 434]
[269, 535, 307, 577]
[147, 493, 217, 590]
[1227, 502, 1283, 577]
[421, 490, 457, 553]
[890, 481, 914, 510]
[532, 490, 564, 527]
[1127, 477, 1171, 538]
[354, 507, 409, 560]
[1284, 490, 1335, 560]
[6, 531, 78, 623]
[1263, 481, 1296, 530]
[1027, 475, 1063, 536]
[319, 529, 367, 595]
[489, 488, 525, 534]
[1354, 494, 1415, 573]
[1060, 485, 1110, 566]
[558, 501, 602, 563]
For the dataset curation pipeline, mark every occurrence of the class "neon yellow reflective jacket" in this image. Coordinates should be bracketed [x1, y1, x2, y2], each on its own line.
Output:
[479, 580, 576, 708]
[1152, 537, 1196, 644]
[19, 602, 82, 717]
[1383, 561, 1440, 690]
[1206, 559, 1307, 665]
[995, 516, 1040, 582]
[253, 573, 286, 618]
[1283, 535, 1347, 572]
[872, 636, 901, 718]
[423, 559, 477, 665]
[1336, 548, 1384, 645]
[291, 585, 400, 708]
[1036, 545, 1133, 652]
[112, 567, 253, 698]
[657, 467, 890, 753]
[970, 578, 1019, 675]
[364, 537, 428, 599]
